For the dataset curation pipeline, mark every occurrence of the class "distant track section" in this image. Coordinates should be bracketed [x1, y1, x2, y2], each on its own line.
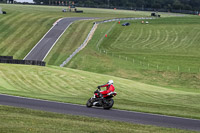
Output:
[24, 17, 94, 61]
[0, 94, 200, 131]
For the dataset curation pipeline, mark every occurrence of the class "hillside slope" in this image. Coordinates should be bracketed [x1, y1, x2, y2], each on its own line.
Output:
[66, 16, 200, 91]
[0, 64, 200, 119]
[0, 4, 151, 60]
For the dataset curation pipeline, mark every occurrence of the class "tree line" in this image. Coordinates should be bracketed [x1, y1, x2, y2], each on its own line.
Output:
[1, 0, 199, 11]
[31, 0, 200, 11]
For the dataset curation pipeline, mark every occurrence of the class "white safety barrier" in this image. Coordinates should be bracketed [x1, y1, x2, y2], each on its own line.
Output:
[60, 23, 98, 67]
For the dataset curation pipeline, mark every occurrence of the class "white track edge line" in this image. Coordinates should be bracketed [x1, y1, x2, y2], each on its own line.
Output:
[42, 22, 73, 61]
[42, 18, 95, 62]
[0, 93, 85, 107]
[23, 18, 64, 60]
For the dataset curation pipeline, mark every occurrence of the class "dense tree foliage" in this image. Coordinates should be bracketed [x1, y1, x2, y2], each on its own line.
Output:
[31, 0, 200, 11]
[1, 0, 199, 11]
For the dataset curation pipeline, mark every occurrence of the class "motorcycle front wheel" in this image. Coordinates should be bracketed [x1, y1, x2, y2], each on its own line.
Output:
[103, 99, 114, 109]
[86, 98, 93, 107]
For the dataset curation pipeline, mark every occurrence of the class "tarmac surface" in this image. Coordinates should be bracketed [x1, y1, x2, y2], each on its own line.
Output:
[24, 17, 94, 61]
[0, 94, 200, 131]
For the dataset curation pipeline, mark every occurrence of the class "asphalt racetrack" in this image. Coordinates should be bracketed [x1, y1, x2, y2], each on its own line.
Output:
[24, 17, 94, 61]
[0, 94, 200, 131]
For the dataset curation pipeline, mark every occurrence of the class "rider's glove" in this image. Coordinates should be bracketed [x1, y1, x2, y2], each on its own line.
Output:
[97, 86, 100, 89]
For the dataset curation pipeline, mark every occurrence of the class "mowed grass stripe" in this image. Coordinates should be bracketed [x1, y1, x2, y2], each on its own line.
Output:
[152, 29, 169, 49]
[43, 74, 68, 94]
[9, 69, 41, 92]
[30, 70, 65, 94]
[6, 14, 49, 57]
[0, 13, 36, 55]
[11, 70, 33, 92]
[146, 30, 161, 48]
[17, 70, 49, 93]
[0, 13, 32, 39]
[26, 73, 53, 94]
[0, 71, 18, 91]
[19, 16, 56, 59]
[0, 70, 27, 92]
[0, 11, 17, 22]
[15, 70, 48, 93]
[0, 12, 24, 31]
[131, 27, 144, 48]
[142, 29, 159, 48]
[2, 15, 55, 59]
[187, 30, 200, 48]
[35, 74, 61, 94]
[5, 18, 36, 56]
[100, 18, 200, 53]
[54, 75, 81, 93]
[163, 28, 179, 49]
[0, 13, 26, 46]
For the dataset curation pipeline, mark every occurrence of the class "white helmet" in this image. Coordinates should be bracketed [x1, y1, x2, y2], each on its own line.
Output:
[107, 80, 114, 85]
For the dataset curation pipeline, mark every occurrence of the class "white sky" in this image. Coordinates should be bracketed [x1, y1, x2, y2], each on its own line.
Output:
[15, 0, 34, 3]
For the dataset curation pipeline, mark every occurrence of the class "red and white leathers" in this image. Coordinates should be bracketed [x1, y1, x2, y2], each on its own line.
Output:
[99, 83, 115, 97]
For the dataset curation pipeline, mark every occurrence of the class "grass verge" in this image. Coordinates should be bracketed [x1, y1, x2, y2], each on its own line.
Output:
[0, 105, 197, 133]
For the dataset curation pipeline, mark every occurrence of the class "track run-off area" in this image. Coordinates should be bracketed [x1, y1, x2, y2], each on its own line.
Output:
[1, 94, 200, 131]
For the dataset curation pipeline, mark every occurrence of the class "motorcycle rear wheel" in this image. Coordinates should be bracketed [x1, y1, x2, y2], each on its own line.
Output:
[103, 99, 114, 109]
[86, 98, 93, 107]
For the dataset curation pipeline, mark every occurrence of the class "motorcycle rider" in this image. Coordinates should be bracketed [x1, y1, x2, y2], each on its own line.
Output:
[97, 80, 115, 98]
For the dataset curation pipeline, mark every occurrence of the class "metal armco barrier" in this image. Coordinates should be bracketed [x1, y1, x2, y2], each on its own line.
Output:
[96, 17, 154, 24]
[0, 56, 13, 60]
[60, 22, 98, 67]
[0, 56, 45, 66]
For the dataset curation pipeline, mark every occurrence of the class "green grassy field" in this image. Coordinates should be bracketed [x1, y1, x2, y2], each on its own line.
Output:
[0, 4, 200, 132]
[0, 4, 155, 59]
[0, 64, 200, 119]
[0, 4, 184, 60]
[1, 105, 197, 133]
[0, 4, 139, 59]
[65, 16, 200, 91]
[67, 16, 200, 73]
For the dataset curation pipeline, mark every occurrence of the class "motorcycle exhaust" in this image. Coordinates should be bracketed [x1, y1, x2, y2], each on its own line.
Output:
[93, 102, 101, 106]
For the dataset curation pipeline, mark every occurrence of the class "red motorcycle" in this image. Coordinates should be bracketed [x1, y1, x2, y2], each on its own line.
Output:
[86, 88, 117, 109]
